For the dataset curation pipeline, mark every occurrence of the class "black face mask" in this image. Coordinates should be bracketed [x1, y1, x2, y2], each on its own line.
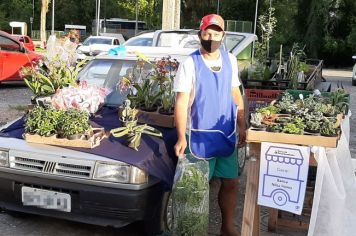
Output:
[200, 38, 222, 53]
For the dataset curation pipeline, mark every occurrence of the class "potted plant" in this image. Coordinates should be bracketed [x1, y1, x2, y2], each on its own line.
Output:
[305, 120, 320, 134]
[58, 109, 91, 139]
[25, 106, 61, 137]
[266, 123, 283, 133]
[110, 122, 162, 151]
[250, 113, 266, 129]
[119, 100, 139, 127]
[320, 121, 338, 137]
[282, 123, 303, 135]
[21, 56, 86, 101]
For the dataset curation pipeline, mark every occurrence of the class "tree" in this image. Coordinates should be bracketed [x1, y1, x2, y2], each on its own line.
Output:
[40, 0, 50, 48]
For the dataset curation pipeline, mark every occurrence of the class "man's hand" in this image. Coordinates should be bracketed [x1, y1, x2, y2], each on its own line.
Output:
[174, 137, 187, 157]
[238, 128, 246, 148]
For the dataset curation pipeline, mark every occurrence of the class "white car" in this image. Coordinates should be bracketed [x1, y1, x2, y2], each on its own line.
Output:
[124, 32, 154, 46]
[352, 56, 356, 86]
[0, 33, 256, 235]
[76, 35, 125, 60]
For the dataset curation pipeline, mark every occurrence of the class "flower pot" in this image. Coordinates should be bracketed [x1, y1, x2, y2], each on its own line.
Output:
[158, 107, 174, 116]
[66, 133, 83, 140]
[140, 105, 158, 112]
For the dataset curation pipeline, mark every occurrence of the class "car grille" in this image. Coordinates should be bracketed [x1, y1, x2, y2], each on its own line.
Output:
[9, 151, 94, 179]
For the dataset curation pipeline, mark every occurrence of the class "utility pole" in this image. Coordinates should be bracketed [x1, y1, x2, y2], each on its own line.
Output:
[96, 0, 101, 36]
[217, 0, 220, 15]
[51, 0, 55, 35]
[162, 0, 180, 30]
[135, 0, 138, 36]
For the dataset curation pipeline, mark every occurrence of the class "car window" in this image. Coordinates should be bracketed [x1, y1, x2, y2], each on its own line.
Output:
[125, 38, 153, 46]
[113, 39, 119, 45]
[78, 59, 155, 106]
[83, 37, 112, 45]
[224, 34, 245, 52]
[24, 36, 30, 43]
[0, 35, 21, 52]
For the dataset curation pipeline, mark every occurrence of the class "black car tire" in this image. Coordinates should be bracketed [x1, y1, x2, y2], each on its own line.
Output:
[237, 146, 247, 176]
[352, 79, 356, 86]
[143, 191, 172, 235]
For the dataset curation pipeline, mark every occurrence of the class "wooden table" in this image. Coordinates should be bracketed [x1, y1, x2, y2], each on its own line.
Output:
[241, 142, 318, 236]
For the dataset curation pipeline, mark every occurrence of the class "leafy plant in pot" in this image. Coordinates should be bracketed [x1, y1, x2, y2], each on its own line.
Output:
[305, 120, 320, 133]
[320, 121, 338, 137]
[25, 106, 61, 137]
[119, 100, 139, 127]
[58, 109, 91, 140]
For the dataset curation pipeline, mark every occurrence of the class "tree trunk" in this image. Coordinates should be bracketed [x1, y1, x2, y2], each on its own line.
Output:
[162, 0, 180, 29]
[40, 0, 50, 48]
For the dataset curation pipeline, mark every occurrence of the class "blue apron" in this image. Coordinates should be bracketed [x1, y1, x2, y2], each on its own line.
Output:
[189, 49, 238, 159]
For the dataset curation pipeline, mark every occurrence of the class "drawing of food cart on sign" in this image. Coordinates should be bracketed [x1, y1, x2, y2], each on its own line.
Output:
[262, 146, 305, 207]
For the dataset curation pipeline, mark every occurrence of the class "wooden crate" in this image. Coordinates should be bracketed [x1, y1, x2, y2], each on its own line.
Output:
[24, 128, 106, 148]
[247, 128, 339, 148]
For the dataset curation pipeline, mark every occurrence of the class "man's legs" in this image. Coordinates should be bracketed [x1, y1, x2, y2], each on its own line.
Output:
[219, 178, 240, 236]
[212, 149, 240, 236]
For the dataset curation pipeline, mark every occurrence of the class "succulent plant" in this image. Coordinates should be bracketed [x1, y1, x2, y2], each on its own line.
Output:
[305, 120, 320, 132]
[320, 121, 338, 136]
[250, 113, 265, 128]
[282, 123, 304, 134]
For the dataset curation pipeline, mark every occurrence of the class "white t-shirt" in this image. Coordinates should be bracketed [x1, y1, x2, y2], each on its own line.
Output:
[173, 50, 241, 93]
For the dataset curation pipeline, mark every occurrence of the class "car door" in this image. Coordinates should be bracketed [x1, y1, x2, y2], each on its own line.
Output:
[0, 34, 30, 81]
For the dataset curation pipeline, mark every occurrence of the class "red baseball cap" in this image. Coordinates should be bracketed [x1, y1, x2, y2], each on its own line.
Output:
[199, 14, 225, 31]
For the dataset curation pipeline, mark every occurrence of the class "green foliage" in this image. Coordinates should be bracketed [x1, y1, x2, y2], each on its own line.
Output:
[172, 156, 209, 236]
[58, 109, 91, 137]
[320, 120, 338, 136]
[25, 106, 61, 137]
[306, 120, 320, 132]
[22, 57, 86, 97]
[26, 106, 91, 138]
[110, 122, 162, 151]
[283, 123, 303, 135]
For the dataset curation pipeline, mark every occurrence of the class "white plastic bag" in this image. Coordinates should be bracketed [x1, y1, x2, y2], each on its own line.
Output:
[171, 154, 209, 236]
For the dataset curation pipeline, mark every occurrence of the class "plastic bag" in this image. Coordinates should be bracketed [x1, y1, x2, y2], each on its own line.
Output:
[171, 154, 209, 236]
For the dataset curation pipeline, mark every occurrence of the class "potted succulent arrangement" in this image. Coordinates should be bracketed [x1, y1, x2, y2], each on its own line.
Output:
[25, 106, 61, 137]
[111, 102, 163, 151]
[320, 120, 338, 137]
[305, 120, 320, 134]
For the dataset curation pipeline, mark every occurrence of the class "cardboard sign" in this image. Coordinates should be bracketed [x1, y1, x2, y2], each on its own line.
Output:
[258, 142, 310, 215]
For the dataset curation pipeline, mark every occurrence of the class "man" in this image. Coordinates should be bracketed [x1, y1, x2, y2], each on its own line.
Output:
[173, 14, 246, 236]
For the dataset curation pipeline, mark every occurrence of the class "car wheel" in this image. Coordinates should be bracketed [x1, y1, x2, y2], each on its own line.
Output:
[237, 146, 247, 176]
[352, 79, 356, 86]
[143, 191, 172, 235]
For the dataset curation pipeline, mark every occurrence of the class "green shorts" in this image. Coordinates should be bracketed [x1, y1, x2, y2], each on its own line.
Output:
[184, 135, 238, 180]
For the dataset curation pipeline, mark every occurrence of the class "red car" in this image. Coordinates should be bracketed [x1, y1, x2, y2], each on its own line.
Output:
[11, 34, 35, 51]
[0, 30, 42, 82]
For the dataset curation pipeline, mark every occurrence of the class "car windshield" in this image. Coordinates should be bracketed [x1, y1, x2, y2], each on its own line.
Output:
[83, 37, 112, 45]
[125, 37, 153, 46]
[156, 31, 245, 51]
[78, 58, 154, 107]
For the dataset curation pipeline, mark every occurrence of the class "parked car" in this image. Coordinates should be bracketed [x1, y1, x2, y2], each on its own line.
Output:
[0, 32, 256, 235]
[124, 32, 154, 46]
[76, 35, 125, 61]
[11, 34, 35, 51]
[0, 30, 42, 83]
[352, 56, 356, 86]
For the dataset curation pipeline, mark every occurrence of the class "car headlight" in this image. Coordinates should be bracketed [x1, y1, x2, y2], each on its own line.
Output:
[0, 149, 9, 167]
[76, 49, 83, 54]
[93, 161, 148, 184]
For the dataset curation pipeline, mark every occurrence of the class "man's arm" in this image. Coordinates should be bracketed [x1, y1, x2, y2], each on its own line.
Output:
[232, 86, 247, 147]
[174, 92, 190, 157]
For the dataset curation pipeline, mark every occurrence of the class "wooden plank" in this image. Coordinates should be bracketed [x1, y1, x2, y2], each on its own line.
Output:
[268, 208, 278, 232]
[275, 218, 309, 230]
[241, 158, 260, 236]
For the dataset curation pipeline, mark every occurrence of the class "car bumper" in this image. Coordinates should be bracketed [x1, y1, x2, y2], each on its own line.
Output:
[0, 171, 165, 228]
